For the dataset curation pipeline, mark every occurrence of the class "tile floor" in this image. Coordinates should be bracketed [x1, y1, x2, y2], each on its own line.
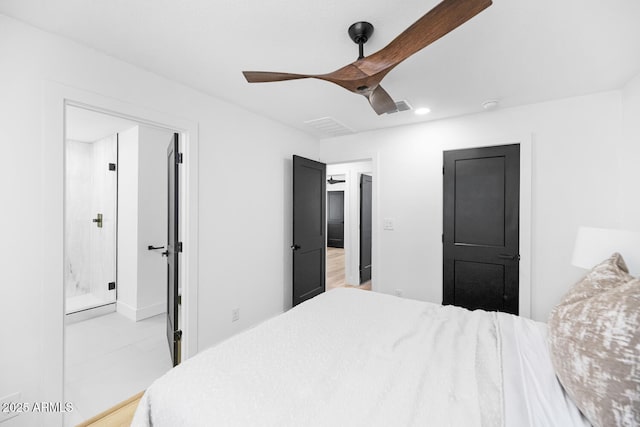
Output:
[64, 312, 172, 426]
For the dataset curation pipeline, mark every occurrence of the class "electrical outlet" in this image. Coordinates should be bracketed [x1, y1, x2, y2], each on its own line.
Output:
[383, 218, 395, 231]
[394, 289, 403, 297]
[0, 392, 22, 422]
[232, 308, 240, 322]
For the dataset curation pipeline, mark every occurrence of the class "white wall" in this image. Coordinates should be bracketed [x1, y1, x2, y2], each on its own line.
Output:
[116, 126, 139, 318]
[136, 125, 173, 318]
[620, 71, 640, 231]
[326, 161, 372, 285]
[320, 90, 625, 322]
[0, 14, 318, 426]
[117, 124, 169, 320]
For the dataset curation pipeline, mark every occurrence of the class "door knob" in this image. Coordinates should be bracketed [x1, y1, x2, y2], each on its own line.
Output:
[290, 244, 301, 251]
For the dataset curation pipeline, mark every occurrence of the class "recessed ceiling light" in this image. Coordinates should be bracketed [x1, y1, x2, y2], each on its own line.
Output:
[415, 107, 431, 115]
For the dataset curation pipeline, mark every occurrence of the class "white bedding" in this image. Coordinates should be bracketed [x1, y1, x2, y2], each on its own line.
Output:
[132, 288, 589, 427]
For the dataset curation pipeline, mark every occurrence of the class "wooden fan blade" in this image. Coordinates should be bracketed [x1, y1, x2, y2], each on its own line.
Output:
[241, 0, 492, 113]
[366, 85, 397, 115]
[358, 0, 492, 77]
[244, 65, 371, 93]
[242, 71, 311, 83]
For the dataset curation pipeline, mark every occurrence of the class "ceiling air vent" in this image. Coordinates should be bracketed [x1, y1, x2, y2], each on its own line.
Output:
[304, 117, 355, 138]
[386, 100, 412, 114]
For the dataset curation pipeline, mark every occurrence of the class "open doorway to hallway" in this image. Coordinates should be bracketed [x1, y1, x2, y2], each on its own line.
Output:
[326, 160, 373, 291]
[63, 106, 179, 425]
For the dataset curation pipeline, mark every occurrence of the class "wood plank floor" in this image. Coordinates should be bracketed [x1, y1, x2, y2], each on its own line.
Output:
[76, 391, 143, 427]
[326, 247, 371, 290]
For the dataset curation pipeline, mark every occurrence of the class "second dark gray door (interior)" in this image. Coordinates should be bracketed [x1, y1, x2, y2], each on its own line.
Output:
[292, 155, 326, 306]
[360, 174, 372, 284]
[327, 191, 344, 248]
[166, 133, 181, 366]
[443, 144, 520, 315]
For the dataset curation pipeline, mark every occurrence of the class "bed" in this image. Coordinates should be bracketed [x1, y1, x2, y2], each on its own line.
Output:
[132, 288, 590, 426]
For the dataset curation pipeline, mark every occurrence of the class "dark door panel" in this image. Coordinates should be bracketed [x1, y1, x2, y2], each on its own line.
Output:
[292, 156, 326, 306]
[166, 134, 181, 366]
[443, 144, 520, 315]
[360, 174, 372, 283]
[293, 248, 324, 300]
[454, 156, 506, 246]
[453, 260, 506, 311]
[327, 191, 344, 248]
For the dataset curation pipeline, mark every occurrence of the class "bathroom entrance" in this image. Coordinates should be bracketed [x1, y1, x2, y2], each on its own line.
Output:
[63, 105, 178, 424]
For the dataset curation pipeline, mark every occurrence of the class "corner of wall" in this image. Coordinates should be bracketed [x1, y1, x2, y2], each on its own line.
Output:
[619, 71, 640, 230]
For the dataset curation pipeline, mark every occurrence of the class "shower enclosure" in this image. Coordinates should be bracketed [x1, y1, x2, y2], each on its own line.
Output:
[65, 134, 118, 315]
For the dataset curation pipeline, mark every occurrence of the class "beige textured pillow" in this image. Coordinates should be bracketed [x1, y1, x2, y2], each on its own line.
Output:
[548, 253, 640, 427]
[560, 252, 634, 305]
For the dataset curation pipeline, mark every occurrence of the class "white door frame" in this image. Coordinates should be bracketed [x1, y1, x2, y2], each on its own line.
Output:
[42, 81, 199, 425]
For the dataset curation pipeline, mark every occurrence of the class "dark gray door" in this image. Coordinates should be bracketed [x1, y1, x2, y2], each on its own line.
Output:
[360, 174, 372, 283]
[166, 134, 181, 366]
[292, 155, 326, 306]
[327, 191, 344, 248]
[443, 144, 520, 314]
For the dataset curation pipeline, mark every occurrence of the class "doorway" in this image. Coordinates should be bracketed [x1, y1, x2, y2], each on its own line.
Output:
[63, 106, 180, 424]
[291, 157, 375, 306]
[325, 161, 373, 291]
[41, 83, 199, 426]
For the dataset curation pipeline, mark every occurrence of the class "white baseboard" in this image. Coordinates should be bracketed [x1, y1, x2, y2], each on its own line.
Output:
[136, 302, 165, 320]
[117, 301, 137, 321]
[65, 303, 116, 325]
[117, 300, 165, 321]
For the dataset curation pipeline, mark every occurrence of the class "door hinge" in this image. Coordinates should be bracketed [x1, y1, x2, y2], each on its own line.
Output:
[174, 330, 182, 341]
[442, 165, 445, 175]
[177, 153, 183, 164]
[442, 233, 444, 243]
[108, 163, 117, 171]
[177, 242, 183, 253]
[108, 282, 116, 290]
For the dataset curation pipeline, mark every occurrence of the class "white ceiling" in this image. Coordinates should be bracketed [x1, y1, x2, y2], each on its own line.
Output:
[66, 106, 137, 142]
[3, 0, 640, 137]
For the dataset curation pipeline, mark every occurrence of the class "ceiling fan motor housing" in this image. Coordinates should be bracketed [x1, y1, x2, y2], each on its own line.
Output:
[348, 21, 374, 45]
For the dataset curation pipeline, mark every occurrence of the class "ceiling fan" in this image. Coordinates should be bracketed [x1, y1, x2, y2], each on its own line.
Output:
[242, 0, 492, 115]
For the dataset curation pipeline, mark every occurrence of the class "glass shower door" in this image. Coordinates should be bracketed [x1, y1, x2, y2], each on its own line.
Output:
[65, 134, 118, 314]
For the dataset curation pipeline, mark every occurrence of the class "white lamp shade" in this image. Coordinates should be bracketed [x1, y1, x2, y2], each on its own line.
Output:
[572, 227, 640, 275]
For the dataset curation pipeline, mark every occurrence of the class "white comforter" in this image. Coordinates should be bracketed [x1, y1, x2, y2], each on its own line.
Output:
[132, 288, 589, 427]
